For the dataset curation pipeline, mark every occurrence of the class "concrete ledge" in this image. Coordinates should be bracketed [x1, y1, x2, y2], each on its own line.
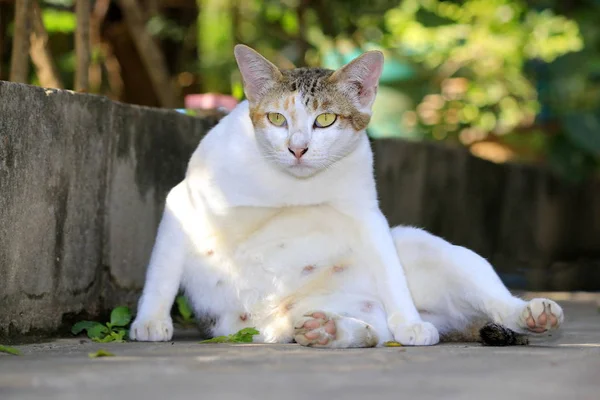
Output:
[1, 81, 598, 338]
[374, 140, 600, 291]
[0, 82, 218, 337]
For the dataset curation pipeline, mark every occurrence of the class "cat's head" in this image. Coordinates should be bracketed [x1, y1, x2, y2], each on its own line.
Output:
[234, 45, 383, 178]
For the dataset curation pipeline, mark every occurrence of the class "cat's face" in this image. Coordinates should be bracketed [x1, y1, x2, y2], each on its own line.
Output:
[234, 45, 383, 178]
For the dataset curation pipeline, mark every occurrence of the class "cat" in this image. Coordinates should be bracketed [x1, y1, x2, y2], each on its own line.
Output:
[129, 45, 564, 347]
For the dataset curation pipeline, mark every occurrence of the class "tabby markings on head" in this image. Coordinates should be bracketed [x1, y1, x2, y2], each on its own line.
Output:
[249, 67, 371, 132]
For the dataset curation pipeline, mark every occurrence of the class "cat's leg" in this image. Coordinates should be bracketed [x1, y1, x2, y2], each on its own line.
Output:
[293, 311, 379, 348]
[130, 184, 189, 341]
[391, 226, 564, 339]
[285, 295, 393, 348]
[347, 208, 439, 346]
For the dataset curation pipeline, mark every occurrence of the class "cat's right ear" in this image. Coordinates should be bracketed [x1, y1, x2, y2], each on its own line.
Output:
[234, 45, 282, 103]
[329, 50, 384, 111]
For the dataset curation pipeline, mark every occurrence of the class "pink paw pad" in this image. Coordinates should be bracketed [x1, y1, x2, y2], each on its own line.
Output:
[521, 299, 563, 333]
[294, 311, 337, 347]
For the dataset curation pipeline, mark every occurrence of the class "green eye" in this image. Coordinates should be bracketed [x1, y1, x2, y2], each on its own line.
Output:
[315, 113, 337, 128]
[267, 112, 287, 127]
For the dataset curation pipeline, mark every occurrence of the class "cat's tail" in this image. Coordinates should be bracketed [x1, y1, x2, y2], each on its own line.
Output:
[478, 323, 529, 346]
[439, 320, 529, 346]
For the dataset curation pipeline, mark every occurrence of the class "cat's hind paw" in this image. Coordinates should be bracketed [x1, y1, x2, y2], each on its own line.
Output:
[293, 311, 378, 348]
[129, 317, 174, 341]
[393, 321, 439, 346]
[517, 298, 563, 334]
[294, 312, 337, 347]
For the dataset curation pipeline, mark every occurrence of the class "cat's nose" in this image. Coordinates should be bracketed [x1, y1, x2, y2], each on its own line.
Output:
[288, 147, 308, 159]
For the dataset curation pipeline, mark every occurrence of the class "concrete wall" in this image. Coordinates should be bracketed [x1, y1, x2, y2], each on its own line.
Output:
[1, 81, 598, 337]
[374, 141, 600, 291]
[0, 82, 218, 337]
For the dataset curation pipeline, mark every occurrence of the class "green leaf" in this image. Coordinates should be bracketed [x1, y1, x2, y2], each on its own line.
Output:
[234, 327, 260, 336]
[92, 334, 115, 343]
[200, 327, 259, 344]
[110, 306, 132, 327]
[383, 341, 403, 347]
[235, 334, 254, 343]
[72, 320, 104, 336]
[0, 345, 21, 356]
[88, 349, 115, 358]
[110, 330, 127, 343]
[176, 295, 194, 322]
[87, 324, 110, 340]
[230, 327, 260, 343]
[199, 335, 230, 343]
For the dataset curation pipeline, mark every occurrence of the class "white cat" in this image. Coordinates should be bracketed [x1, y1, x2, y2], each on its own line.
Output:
[129, 45, 563, 347]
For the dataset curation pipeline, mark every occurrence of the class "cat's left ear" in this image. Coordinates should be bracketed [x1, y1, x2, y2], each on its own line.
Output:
[329, 50, 384, 111]
[234, 44, 283, 103]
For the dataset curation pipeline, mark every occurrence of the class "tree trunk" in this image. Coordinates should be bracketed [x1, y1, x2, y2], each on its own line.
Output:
[296, 0, 309, 67]
[30, 1, 63, 89]
[9, 0, 32, 83]
[102, 21, 160, 106]
[117, 0, 180, 108]
[75, 0, 91, 92]
[0, 4, 8, 80]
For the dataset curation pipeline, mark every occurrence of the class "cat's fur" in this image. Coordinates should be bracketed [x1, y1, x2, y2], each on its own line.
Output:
[130, 45, 563, 347]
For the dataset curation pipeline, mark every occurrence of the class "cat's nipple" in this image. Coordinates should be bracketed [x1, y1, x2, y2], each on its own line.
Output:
[302, 265, 316, 274]
[333, 265, 347, 273]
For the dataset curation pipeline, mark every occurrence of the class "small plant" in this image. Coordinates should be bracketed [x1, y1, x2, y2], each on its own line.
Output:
[0, 345, 21, 355]
[174, 295, 195, 325]
[200, 327, 259, 344]
[88, 349, 115, 358]
[72, 306, 132, 343]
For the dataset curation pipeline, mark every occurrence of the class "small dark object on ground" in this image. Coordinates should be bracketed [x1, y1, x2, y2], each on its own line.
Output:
[480, 323, 529, 346]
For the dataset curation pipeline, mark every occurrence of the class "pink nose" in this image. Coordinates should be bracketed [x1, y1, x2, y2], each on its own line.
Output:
[288, 147, 308, 159]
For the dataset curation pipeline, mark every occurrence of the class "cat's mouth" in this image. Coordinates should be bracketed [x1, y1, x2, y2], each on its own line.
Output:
[287, 161, 318, 177]
[290, 161, 309, 169]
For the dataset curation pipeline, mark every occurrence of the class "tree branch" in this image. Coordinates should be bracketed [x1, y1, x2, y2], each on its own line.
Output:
[30, 1, 63, 88]
[117, 0, 180, 108]
[9, 0, 32, 83]
[75, 0, 91, 91]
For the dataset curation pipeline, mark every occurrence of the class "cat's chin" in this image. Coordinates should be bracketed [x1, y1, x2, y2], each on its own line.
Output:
[285, 163, 321, 178]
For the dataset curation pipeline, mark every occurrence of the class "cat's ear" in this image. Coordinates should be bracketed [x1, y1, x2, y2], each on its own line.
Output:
[329, 51, 384, 110]
[234, 45, 283, 103]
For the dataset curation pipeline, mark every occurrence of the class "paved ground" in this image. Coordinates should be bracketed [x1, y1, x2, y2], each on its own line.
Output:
[1, 298, 599, 400]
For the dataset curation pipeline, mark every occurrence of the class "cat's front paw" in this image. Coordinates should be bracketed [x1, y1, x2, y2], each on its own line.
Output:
[129, 316, 173, 341]
[393, 321, 439, 346]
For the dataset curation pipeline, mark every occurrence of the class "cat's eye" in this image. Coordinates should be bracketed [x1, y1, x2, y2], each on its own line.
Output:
[267, 112, 287, 127]
[314, 113, 337, 128]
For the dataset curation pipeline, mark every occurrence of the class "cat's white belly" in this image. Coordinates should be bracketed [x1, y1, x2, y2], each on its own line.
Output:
[180, 203, 382, 340]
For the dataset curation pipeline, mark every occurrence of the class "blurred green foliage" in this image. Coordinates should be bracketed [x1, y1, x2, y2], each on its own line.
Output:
[193, 0, 599, 180]
[3, 0, 599, 180]
[386, 0, 580, 140]
[42, 9, 76, 33]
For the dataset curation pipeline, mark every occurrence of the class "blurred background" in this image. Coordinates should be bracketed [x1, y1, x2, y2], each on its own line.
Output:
[0, 0, 599, 181]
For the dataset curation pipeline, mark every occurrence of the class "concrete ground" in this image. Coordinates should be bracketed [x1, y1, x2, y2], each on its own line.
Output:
[1, 297, 599, 400]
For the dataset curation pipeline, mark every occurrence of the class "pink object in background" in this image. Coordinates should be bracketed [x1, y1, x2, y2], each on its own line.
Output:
[184, 93, 239, 111]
